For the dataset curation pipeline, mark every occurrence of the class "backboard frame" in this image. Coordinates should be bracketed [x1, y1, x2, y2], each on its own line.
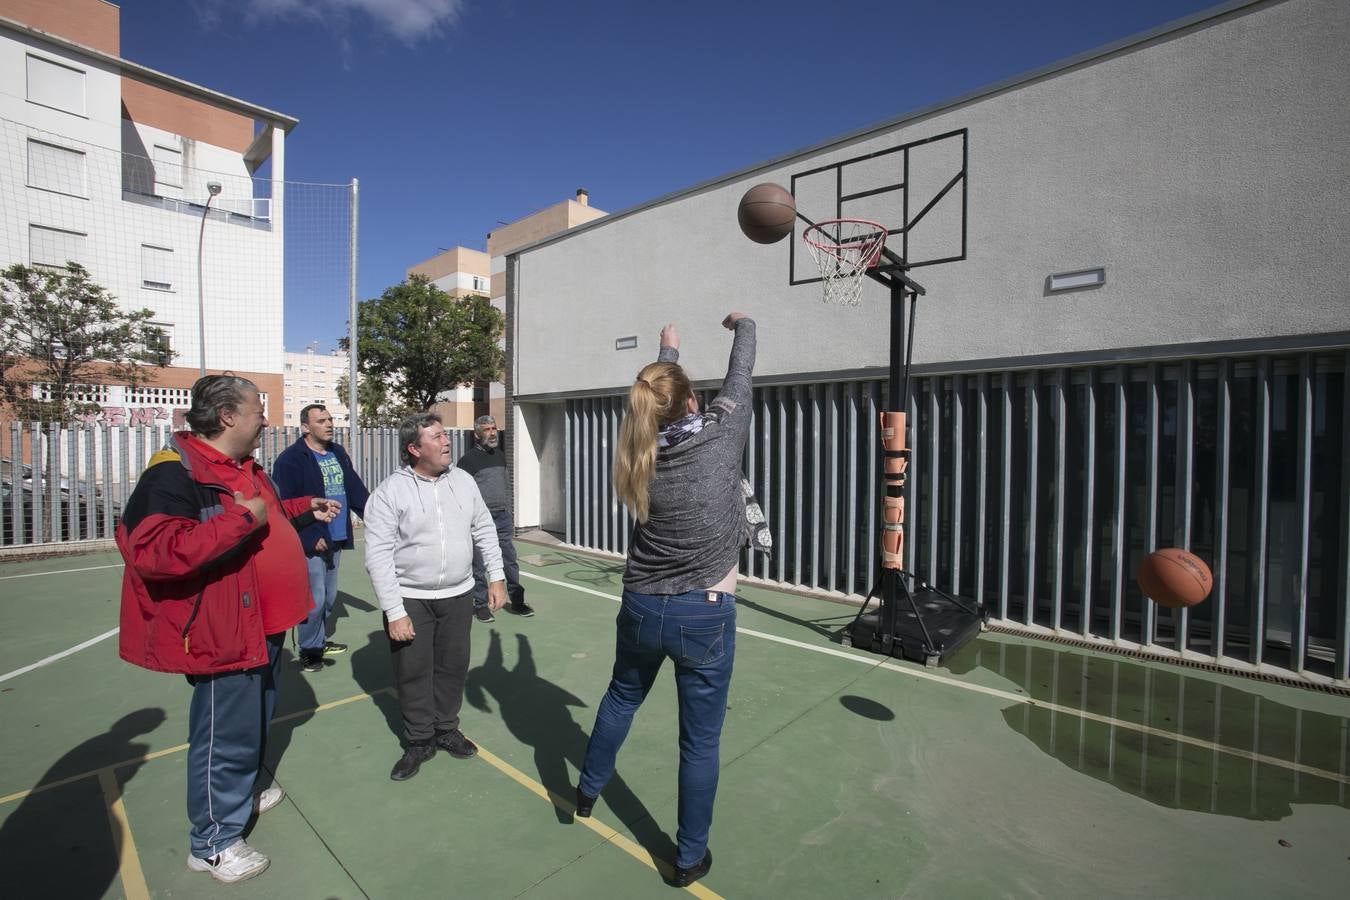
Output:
[788, 127, 968, 286]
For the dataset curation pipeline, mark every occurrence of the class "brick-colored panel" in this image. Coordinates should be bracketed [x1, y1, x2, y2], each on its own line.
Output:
[121, 76, 254, 153]
[0, 0, 119, 55]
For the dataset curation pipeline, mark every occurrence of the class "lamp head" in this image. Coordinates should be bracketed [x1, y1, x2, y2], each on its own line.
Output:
[207, 182, 222, 196]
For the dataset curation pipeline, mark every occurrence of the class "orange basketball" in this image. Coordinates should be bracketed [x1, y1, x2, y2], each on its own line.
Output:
[1136, 548, 1213, 609]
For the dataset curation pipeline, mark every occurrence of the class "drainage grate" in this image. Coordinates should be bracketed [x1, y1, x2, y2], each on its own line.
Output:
[985, 623, 1350, 698]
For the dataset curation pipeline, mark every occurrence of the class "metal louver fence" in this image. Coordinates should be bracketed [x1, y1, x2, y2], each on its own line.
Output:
[564, 351, 1350, 684]
[1, 425, 469, 549]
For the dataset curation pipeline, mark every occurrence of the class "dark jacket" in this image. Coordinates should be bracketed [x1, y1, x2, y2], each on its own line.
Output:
[457, 440, 510, 513]
[271, 437, 369, 555]
[117, 432, 317, 675]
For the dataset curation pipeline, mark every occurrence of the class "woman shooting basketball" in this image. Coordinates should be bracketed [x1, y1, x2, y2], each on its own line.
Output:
[575, 312, 757, 888]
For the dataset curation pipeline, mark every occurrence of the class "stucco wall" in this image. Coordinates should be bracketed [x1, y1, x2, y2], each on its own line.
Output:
[513, 0, 1350, 398]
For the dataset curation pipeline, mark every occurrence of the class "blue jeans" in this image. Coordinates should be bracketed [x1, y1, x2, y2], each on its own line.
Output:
[299, 550, 341, 653]
[185, 633, 284, 859]
[579, 588, 736, 868]
[472, 508, 523, 608]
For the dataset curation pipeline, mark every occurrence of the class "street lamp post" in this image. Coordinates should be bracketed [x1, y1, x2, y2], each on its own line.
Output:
[197, 181, 222, 377]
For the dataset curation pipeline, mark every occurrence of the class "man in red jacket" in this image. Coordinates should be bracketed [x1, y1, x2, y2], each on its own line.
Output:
[117, 375, 338, 884]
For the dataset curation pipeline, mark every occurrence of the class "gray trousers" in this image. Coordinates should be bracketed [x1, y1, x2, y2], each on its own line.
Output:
[389, 592, 473, 744]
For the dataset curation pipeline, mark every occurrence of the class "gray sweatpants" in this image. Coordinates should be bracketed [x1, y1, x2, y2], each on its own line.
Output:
[389, 592, 473, 744]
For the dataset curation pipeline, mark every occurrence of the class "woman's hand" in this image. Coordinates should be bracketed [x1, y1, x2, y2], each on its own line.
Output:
[660, 322, 679, 349]
[722, 312, 748, 330]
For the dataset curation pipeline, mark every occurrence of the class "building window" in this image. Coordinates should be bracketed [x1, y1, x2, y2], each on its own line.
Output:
[26, 55, 85, 116]
[141, 244, 174, 291]
[145, 322, 173, 355]
[284, 363, 293, 372]
[153, 144, 183, 199]
[27, 140, 86, 197]
[472, 275, 487, 292]
[29, 224, 87, 270]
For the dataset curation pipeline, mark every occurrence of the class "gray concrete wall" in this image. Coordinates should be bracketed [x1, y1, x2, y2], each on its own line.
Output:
[513, 0, 1350, 398]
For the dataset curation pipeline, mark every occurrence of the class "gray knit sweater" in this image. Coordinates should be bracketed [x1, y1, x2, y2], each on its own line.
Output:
[624, 318, 756, 594]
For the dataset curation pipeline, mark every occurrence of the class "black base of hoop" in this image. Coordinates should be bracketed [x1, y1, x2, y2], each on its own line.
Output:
[842, 570, 987, 667]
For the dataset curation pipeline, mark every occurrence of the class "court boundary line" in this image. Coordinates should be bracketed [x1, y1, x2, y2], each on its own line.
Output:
[0, 627, 120, 684]
[0, 562, 124, 580]
[519, 570, 1350, 787]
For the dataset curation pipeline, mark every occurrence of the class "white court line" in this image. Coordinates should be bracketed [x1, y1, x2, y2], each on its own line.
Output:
[0, 627, 120, 683]
[520, 570, 1350, 786]
[0, 563, 124, 580]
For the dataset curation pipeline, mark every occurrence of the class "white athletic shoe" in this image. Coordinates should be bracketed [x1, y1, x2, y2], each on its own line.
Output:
[186, 840, 270, 883]
[253, 786, 285, 816]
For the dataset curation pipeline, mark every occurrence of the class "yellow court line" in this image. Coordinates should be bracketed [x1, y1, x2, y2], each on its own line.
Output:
[0, 688, 395, 806]
[473, 742, 724, 900]
[98, 767, 150, 900]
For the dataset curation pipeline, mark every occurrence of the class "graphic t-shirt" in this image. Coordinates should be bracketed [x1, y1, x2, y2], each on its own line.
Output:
[313, 450, 348, 542]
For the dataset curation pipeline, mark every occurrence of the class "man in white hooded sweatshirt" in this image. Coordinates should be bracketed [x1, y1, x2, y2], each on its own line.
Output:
[364, 413, 508, 781]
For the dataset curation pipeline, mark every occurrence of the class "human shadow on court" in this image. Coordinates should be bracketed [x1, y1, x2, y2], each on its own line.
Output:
[0, 707, 164, 899]
[733, 593, 854, 643]
[465, 631, 677, 862]
[257, 643, 320, 804]
[947, 640, 1350, 820]
[350, 627, 403, 741]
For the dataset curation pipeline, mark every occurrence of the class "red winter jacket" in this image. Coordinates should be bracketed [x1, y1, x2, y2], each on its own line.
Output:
[117, 432, 316, 675]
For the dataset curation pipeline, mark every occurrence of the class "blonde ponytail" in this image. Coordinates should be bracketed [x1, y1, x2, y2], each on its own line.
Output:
[614, 361, 692, 522]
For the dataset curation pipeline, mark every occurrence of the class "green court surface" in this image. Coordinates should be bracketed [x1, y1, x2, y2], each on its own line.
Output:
[1, 540, 1348, 899]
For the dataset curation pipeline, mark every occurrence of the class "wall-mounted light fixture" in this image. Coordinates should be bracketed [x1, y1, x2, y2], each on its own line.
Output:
[1047, 267, 1105, 293]
[615, 336, 638, 351]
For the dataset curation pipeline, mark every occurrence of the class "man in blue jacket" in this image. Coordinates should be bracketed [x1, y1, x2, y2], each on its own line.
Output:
[272, 404, 370, 672]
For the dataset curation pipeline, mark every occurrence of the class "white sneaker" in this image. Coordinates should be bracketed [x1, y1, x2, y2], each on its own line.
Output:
[186, 840, 270, 883]
[253, 785, 285, 815]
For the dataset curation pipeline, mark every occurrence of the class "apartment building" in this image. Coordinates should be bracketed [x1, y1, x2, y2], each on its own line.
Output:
[0, 0, 296, 425]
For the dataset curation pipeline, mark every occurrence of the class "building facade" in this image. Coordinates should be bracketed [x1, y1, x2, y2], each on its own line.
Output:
[407, 190, 606, 429]
[0, 0, 296, 424]
[281, 346, 351, 427]
[506, 0, 1350, 684]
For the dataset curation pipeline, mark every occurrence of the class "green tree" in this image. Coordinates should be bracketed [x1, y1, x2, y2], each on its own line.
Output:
[339, 275, 504, 422]
[0, 263, 175, 420]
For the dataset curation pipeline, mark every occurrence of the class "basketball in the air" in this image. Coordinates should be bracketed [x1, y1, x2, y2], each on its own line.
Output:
[737, 183, 796, 244]
[1136, 548, 1213, 609]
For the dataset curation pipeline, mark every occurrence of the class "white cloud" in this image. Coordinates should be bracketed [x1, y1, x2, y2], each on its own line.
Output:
[200, 0, 466, 43]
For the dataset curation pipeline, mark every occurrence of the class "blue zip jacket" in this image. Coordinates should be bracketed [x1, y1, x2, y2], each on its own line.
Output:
[271, 437, 369, 556]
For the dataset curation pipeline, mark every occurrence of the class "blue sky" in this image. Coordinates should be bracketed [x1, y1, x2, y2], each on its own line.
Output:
[116, 0, 1219, 351]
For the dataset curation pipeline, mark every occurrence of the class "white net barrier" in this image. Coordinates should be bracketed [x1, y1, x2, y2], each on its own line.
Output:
[803, 219, 888, 306]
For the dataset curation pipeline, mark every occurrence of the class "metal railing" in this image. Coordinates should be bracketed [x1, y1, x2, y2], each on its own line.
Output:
[0, 425, 470, 549]
[563, 350, 1350, 684]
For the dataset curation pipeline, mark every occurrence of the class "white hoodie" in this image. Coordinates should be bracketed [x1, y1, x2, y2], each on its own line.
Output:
[363, 465, 505, 622]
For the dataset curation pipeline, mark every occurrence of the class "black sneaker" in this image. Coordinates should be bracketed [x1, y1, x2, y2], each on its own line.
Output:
[670, 850, 713, 888]
[506, 601, 535, 617]
[575, 786, 596, 818]
[321, 640, 348, 655]
[473, 606, 495, 624]
[390, 743, 436, 781]
[434, 729, 478, 759]
[299, 652, 323, 673]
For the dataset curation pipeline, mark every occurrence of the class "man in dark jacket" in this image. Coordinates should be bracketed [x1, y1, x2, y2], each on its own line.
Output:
[457, 415, 533, 622]
[271, 403, 370, 672]
[118, 375, 338, 884]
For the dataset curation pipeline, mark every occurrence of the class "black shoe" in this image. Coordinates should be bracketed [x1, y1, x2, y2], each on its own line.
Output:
[575, 787, 595, 818]
[299, 652, 323, 673]
[506, 601, 535, 617]
[434, 729, 478, 759]
[473, 606, 495, 624]
[390, 743, 436, 781]
[321, 640, 348, 655]
[670, 850, 712, 888]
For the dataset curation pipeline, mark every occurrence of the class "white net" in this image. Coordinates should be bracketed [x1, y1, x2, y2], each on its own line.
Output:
[803, 219, 888, 306]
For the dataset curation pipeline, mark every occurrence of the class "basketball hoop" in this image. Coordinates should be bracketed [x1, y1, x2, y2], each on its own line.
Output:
[802, 219, 888, 306]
